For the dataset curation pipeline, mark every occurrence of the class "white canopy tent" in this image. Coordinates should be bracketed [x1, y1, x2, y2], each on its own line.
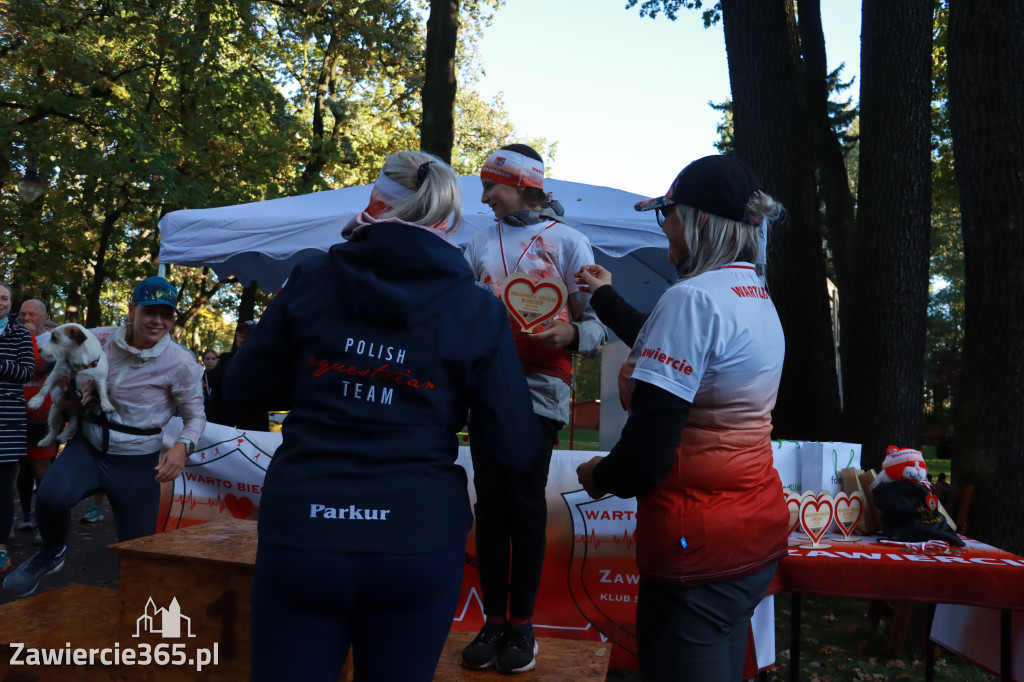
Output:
[158, 175, 681, 449]
[157, 176, 676, 313]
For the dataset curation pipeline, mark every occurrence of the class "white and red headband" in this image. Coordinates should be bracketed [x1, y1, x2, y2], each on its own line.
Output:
[364, 170, 415, 218]
[480, 150, 544, 190]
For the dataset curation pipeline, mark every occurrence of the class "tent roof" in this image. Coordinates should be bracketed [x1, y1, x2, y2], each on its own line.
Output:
[158, 176, 675, 312]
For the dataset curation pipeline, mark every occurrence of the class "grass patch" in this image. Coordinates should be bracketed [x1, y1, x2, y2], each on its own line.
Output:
[558, 428, 601, 451]
[765, 595, 996, 681]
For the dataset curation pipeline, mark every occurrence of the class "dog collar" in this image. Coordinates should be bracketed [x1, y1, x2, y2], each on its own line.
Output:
[71, 357, 101, 372]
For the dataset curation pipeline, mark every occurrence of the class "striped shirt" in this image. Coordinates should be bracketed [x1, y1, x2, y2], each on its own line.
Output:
[0, 319, 35, 462]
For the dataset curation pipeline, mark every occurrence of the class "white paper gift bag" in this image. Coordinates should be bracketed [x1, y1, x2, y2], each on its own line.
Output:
[771, 440, 803, 493]
[799, 442, 862, 497]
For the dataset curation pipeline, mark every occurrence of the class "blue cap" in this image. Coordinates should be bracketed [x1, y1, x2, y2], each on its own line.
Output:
[132, 276, 179, 312]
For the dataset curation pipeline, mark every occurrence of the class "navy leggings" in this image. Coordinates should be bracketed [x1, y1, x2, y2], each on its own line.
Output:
[637, 563, 777, 682]
[470, 415, 560, 620]
[251, 540, 465, 682]
[35, 435, 160, 554]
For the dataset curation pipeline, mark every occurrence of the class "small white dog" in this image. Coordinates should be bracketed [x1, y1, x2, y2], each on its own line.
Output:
[27, 323, 114, 447]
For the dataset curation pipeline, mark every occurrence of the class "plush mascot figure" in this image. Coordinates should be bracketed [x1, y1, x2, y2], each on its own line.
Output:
[870, 446, 965, 547]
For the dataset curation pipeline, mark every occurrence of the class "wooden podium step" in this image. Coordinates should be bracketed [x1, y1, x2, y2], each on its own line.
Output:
[0, 521, 611, 681]
[435, 630, 611, 680]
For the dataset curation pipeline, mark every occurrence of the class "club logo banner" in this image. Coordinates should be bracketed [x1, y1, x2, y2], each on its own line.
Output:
[157, 422, 773, 670]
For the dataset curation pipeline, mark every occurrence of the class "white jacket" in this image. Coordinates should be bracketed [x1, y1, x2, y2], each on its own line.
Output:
[78, 326, 205, 455]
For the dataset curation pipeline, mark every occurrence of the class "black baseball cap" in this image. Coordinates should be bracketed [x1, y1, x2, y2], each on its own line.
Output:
[635, 155, 763, 224]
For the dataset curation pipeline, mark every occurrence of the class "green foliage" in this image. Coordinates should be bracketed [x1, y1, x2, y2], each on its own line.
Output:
[923, 1, 962, 423]
[1, 0, 540, 352]
[1, 0, 305, 333]
[710, 64, 856, 158]
[624, 0, 721, 27]
[573, 353, 602, 403]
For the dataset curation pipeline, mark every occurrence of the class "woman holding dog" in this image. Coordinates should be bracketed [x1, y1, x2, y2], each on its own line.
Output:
[0, 282, 36, 573]
[4, 276, 205, 598]
[223, 150, 541, 682]
[575, 155, 790, 681]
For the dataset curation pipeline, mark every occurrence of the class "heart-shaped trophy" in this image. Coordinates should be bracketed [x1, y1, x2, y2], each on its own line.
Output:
[832, 491, 864, 541]
[794, 490, 817, 540]
[785, 491, 802, 545]
[499, 274, 568, 332]
[799, 491, 835, 549]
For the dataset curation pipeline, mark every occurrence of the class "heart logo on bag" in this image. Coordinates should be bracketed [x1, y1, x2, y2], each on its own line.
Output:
[833, 492, 864, 539]
[224, 493, 254, 520]
[799, 492, 835, 547]
[499, 275, 568, 332]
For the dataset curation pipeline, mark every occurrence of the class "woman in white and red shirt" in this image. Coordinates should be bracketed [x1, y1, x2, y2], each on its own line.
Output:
[577, 155, 789, 682]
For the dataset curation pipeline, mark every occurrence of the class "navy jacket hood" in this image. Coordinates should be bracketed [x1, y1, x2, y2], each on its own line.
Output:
[334, 223, 469, 327]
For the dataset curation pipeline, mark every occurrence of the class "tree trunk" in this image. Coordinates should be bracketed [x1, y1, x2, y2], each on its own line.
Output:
[65, 270, 83, 324]
[842, 0, 933, 469]
[301, 24, 343, 190]
[948, 0, 1024, 553]
[720, 0, 841, 441]
[234, 283, 260, 351]
[85, 214, 117, 329]
[797, 0, 857, 311]
[421, 0, 460, 163]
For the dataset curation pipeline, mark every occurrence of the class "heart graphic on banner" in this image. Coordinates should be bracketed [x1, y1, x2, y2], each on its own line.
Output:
[799, 492, 835, 547]
[499, 275, 567, 332]
[833, 491, 864, 540]
[224, 493, 254, 520]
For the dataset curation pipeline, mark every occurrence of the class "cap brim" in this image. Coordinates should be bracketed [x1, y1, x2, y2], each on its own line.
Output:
[634, 195, 673, 212]
[136, 300, 179, 313]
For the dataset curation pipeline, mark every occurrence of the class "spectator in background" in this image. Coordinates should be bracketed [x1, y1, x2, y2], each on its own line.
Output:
[201, 349, 219, 421]
[202, 349, 219, 371]
[0, 283, 36, 572]
[206, 322, 268, 431]
[15, 299, 56, 534]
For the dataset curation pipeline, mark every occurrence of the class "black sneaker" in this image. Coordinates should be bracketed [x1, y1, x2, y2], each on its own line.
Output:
[462, 622, 507, 670]
[496, 622, 538, 674]
[3, 547, 66, 598]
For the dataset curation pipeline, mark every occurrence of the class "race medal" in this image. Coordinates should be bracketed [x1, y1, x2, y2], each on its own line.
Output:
[499, 274, 568, 332]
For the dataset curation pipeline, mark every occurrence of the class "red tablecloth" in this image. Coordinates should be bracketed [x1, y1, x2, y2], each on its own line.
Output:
[770, 534, 1024, 610]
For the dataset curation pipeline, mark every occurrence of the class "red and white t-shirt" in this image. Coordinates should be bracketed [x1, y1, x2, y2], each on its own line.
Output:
[621, 263, 789, 584]
[625, 263, 784, 428]
[464, 220, 597, 385]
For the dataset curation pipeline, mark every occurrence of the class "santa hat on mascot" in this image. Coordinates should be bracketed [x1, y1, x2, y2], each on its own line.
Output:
[876, 445, 928, 484]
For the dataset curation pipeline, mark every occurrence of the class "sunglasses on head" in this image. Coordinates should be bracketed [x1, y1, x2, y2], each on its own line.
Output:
[656, 204, 676, 227]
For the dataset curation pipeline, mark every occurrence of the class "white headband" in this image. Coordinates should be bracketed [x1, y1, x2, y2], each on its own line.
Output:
[364, 171, 415, 217]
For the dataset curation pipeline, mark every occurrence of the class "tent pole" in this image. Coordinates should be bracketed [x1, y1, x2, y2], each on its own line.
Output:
[569, 354, 577, 449]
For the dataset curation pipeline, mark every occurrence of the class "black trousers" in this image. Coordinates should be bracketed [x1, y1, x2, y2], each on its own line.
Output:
[637, 563, 777, 682]
[470, 415, 560, 620]
[35, 436, 160, 554]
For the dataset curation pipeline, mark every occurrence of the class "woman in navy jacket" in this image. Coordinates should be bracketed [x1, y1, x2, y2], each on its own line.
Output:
[224, 151, 540, 682]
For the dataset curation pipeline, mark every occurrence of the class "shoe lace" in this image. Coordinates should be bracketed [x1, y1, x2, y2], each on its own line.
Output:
[504, 625, 533, 651]
[475, 624, 505, 645]
[23, 552, 53, 576]
[23, 547, 63, 576]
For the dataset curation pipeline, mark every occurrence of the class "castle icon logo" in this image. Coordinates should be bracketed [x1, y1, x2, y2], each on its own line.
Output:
[133, 597, 197, 639]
